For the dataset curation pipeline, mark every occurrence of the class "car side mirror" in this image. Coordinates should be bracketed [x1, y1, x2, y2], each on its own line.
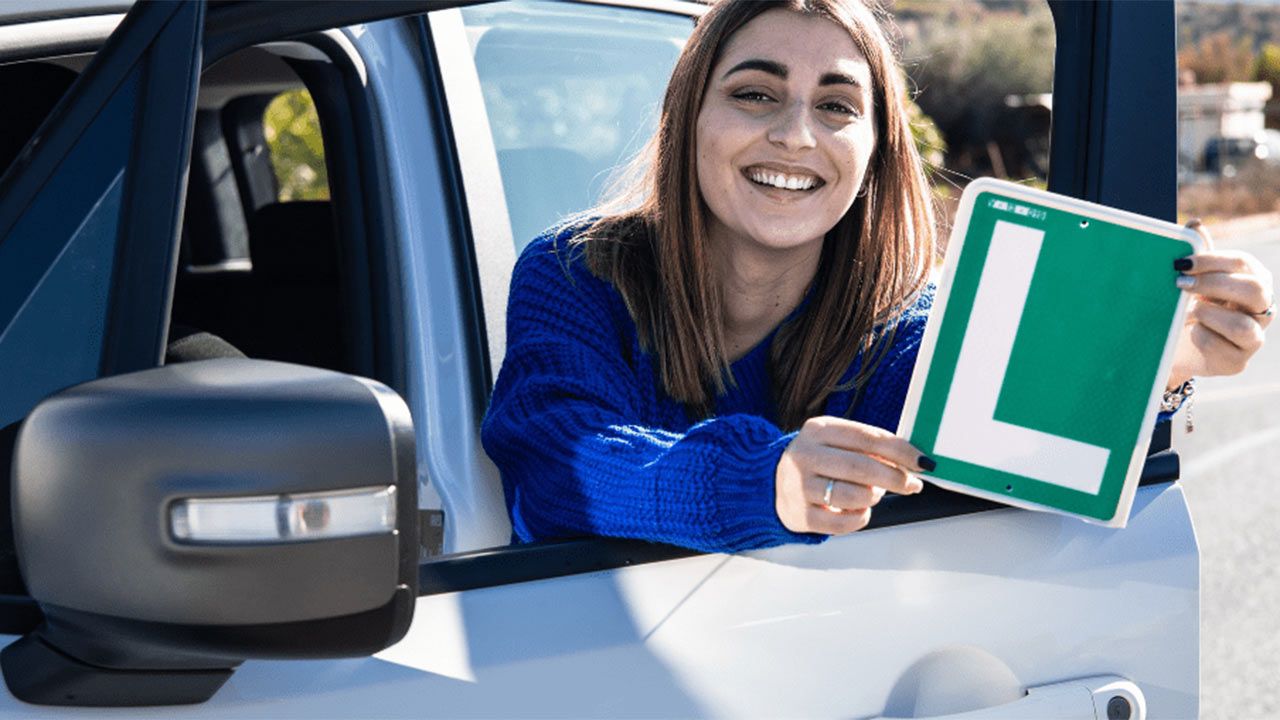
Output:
[1, 359, 418, 707]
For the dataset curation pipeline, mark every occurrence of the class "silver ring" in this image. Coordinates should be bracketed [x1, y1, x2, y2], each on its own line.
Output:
[822, 479, 836, 509]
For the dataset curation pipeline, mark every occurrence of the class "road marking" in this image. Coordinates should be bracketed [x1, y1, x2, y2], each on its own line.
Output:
[934, 221, 1111, 494]
[1194, 381, 1280, 406]
[1183, 425, 1280, 478]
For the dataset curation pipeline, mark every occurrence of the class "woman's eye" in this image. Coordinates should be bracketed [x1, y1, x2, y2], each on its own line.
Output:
[820, 101, 860, 117]
[731, 90, 774, 104]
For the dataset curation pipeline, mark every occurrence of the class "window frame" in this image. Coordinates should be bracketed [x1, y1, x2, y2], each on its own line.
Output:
[1046, 0, 1178, 222]
[0, 2, 204, 379]
[273, 32, 388, 381]
[433, 0, 708, 385]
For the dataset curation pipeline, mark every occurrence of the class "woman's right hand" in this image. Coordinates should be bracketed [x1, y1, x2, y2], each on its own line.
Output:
[775, 416, 931, 535]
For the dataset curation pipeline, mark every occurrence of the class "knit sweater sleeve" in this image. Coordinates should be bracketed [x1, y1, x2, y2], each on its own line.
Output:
[830, 286, 934, 431]
[481, 236, 821, 553]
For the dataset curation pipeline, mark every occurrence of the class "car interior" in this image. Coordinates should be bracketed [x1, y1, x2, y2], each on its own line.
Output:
[0, 45, 357, 375]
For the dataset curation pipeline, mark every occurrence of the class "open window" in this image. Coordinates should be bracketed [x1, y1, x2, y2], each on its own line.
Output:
[170, 47, 355, 373]
[422, 0, 1181, 576]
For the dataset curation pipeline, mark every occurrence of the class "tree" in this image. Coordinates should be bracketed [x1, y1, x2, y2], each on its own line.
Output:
[1254, 42, 1280, 93]
[907, 94, 946, 174]
[903, 5, 1055, 181]
[263, 89, 330, 201]
[1178, 31, 1256, 84]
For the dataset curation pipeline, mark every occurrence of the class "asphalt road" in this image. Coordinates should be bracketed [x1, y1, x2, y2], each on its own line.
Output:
[1176, 220, 1280, 720]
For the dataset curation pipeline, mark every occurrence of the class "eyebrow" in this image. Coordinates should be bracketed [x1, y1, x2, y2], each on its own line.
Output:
[819, 72, 863, 89]
[722, 58, 787, 80]
[720, 59, 864, 89]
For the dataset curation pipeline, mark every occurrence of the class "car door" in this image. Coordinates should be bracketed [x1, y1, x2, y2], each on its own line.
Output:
[390, 1, 1197, 718]
[0, 0, 1196, 718]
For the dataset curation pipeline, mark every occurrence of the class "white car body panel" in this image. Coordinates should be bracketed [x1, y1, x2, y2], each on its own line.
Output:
[0, 483, 1196, 717]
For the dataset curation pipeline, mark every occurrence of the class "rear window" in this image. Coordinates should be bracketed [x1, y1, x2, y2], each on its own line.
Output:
[458, 0, 692, 249]
[264, 88, 330, 202]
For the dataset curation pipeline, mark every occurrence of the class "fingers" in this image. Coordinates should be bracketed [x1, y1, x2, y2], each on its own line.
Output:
[777, 417, 933, 536]
[1173, 245, 1274, 321]
[1177, 271, 1273, 319]
[1190, 300, 1266, 357]
[803, 505, 871, 535]
[801, 416, 934, 474]
[1188, 322, 1253, 376]
[808, 475, 886, 510]
[805, 444, 922, 495]
[1185, 217, 1216, 252]
[1174, 250, 1259, 277]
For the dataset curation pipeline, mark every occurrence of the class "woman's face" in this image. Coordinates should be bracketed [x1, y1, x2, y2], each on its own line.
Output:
[696, 9, 877, 255]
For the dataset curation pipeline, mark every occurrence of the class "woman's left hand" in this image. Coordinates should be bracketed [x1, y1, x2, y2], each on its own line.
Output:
[1167, 220, 1274, 390]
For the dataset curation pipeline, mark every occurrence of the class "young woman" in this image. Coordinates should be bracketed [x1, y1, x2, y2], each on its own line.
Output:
[481, 0, 1273, 553]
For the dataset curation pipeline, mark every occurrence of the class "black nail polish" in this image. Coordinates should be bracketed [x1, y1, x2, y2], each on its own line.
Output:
[918, 455, 937, 472]
[1173, 258, 1193, 272]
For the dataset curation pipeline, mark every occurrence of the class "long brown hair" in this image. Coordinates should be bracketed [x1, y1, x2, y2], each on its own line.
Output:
[574, 0, 934, 430]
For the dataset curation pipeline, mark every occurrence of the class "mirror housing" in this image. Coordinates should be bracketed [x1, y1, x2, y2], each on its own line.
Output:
[1, 359, 418, 706]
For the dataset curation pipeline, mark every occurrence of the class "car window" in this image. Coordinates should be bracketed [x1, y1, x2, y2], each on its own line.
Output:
[0, 60, 97, 429]
[457, 0, 693, 251]
[0, 61, 79, 181]
[0, 0, 202, 427]
[0, 163, 123, 429]
[264, 88, 331, 201]
[172, 48, 355, 374]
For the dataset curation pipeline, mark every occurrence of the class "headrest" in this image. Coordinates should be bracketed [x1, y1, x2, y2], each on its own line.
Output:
[247, 201, 338, 280]
[165, 325, 247, 364]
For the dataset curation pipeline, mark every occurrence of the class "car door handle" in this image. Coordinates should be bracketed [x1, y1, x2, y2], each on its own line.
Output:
[872, 675, 1146, 720]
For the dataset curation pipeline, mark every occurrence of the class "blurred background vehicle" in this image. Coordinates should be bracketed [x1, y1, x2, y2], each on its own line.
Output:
[1203, 128, 1280, 176]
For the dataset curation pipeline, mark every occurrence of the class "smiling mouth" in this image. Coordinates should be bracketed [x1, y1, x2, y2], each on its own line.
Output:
[744, 166, 826, 192]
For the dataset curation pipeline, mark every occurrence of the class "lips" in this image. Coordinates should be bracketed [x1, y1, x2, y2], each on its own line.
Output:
[743, 164, 826, 192]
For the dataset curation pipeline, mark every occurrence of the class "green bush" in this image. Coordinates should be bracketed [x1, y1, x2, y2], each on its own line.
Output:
[263, 89, 329, 201]
[902, 5, 1054, 182]
[1255, 43, 1280, 96]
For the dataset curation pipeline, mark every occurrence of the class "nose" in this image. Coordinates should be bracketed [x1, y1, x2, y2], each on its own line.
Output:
[767, 100, 817, 151]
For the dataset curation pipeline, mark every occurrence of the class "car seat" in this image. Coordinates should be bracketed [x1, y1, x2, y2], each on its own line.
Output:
[172, 200, 344, 371]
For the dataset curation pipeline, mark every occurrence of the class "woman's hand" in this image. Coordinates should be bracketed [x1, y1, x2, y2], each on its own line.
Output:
[775, 416, 930, 535]
[1167, 220, 1274, 390]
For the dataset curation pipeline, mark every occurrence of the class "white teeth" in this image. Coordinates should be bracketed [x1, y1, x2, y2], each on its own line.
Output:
[748, 168, 818, 191]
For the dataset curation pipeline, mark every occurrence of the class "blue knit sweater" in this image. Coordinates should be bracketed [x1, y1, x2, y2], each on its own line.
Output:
[481, 229, 933, 553]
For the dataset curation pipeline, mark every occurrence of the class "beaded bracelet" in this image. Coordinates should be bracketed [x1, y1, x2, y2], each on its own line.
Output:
[1161, 378, 1196, 433]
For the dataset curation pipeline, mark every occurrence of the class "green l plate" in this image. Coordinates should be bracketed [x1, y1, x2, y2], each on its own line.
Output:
[898, 178, 1200, 526]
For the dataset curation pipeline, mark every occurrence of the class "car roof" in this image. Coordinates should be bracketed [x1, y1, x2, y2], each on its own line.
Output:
[0, 0, 131, 25]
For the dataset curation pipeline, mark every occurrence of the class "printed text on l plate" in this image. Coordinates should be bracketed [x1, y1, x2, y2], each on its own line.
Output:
[933, 220, 1110, 495]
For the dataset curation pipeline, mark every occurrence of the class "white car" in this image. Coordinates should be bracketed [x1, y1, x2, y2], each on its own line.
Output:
[0, 0, 1195, 717]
